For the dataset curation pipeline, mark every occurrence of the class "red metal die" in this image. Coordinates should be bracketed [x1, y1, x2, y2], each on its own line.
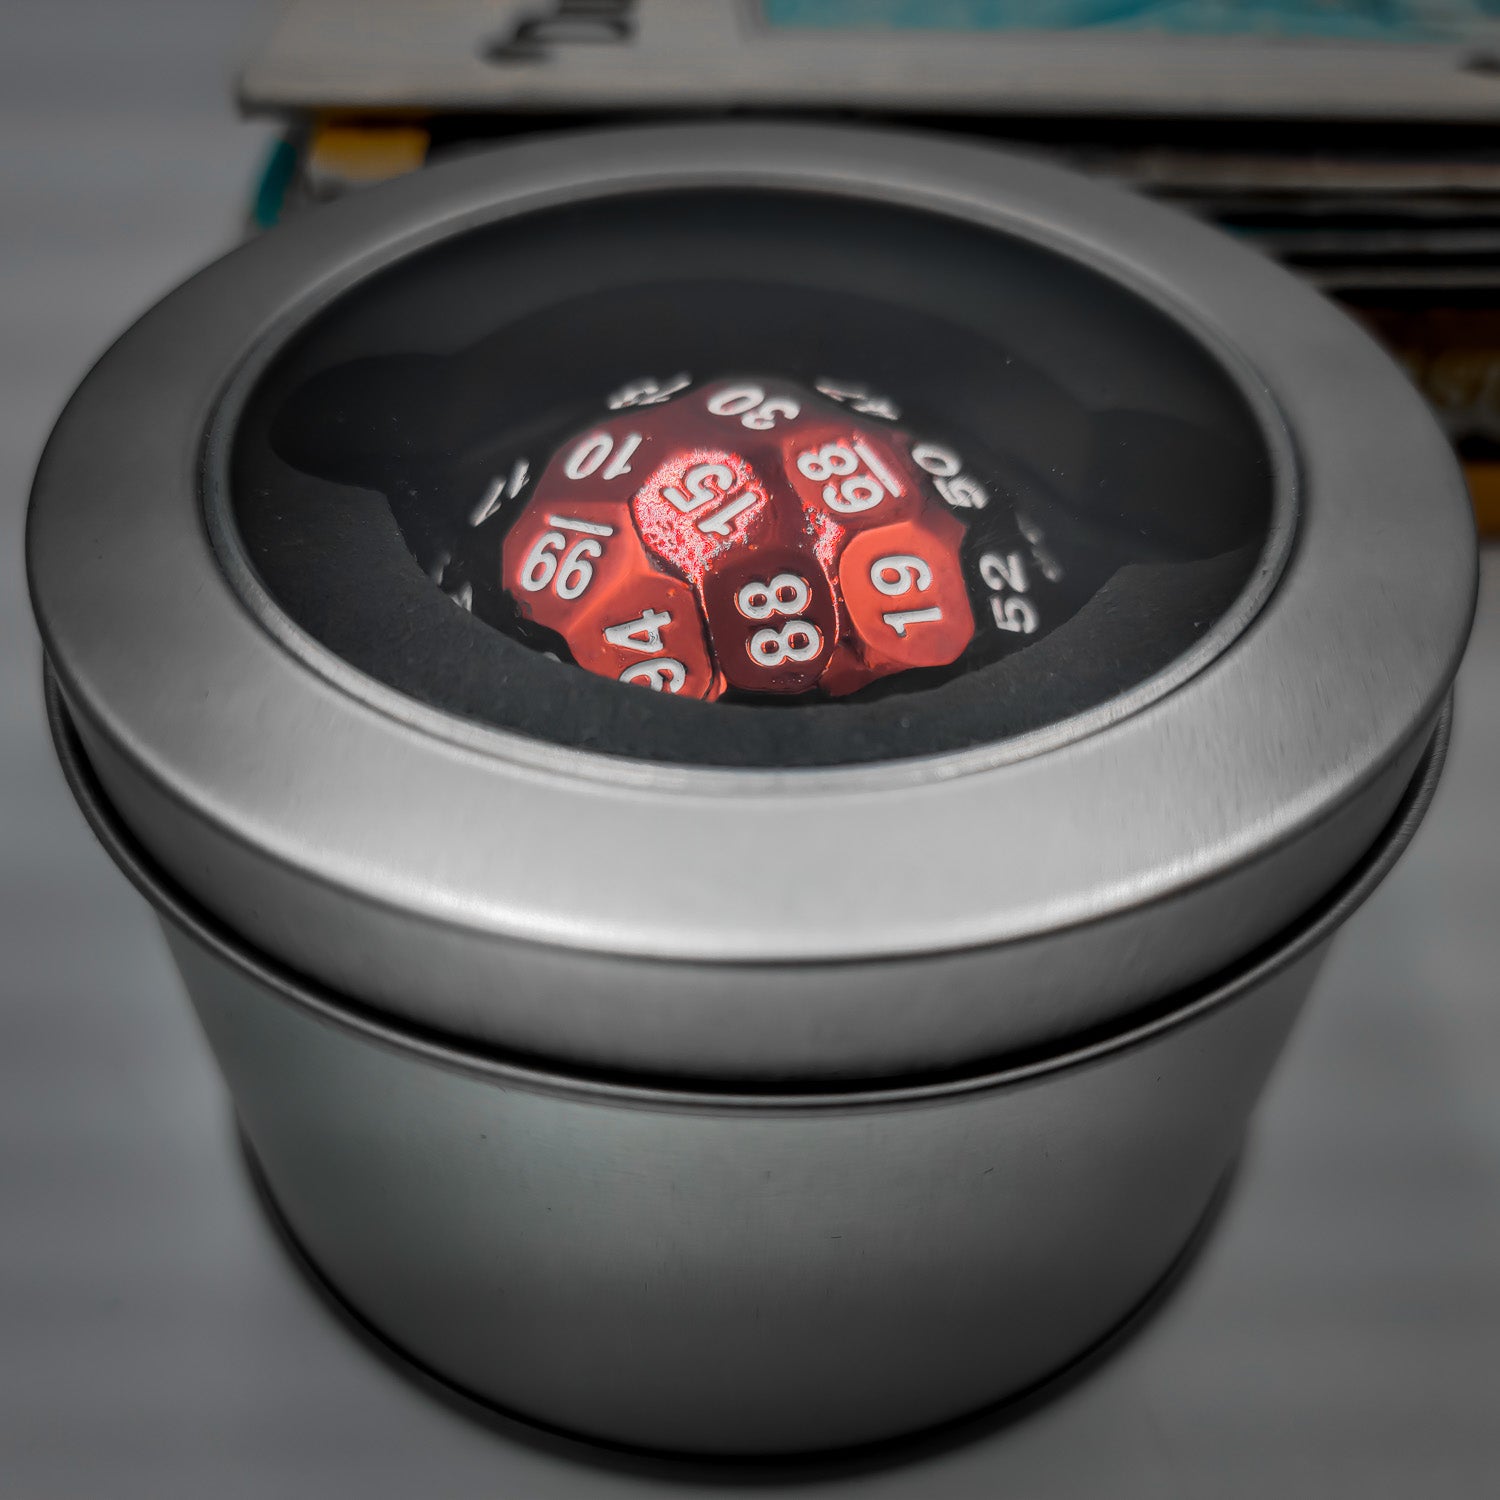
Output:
[837, 514, 975, 678]
[691, 377, 813, 442]
[502, 495, 719, 700]
[631, 447, 773, 583]
[624, 378, 817, 589]
[701, 547, 841, 695]
[502, 496, 637, 639]
[535, 413, 666, 509]
[503, 375, 981, 701]
[810, 641, 874, 700]
[779, 422, 926, 574]
[568, 569, 719, 702]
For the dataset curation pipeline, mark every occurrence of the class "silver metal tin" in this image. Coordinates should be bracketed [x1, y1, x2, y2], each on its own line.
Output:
[28, 124, 1476, 1082]
[47, 676, 1453, 1455]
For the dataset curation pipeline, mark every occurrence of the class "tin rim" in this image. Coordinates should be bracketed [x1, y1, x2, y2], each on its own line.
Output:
[46, 665, 1453, 1110]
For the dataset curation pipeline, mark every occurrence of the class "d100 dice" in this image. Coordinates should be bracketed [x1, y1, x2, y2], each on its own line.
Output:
[500, 373, 995, 702]
[701, 549, 841, 696]
[838, 515, 975, 677]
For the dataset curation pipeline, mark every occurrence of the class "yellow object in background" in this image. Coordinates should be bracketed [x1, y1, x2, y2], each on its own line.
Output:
[307, 118, 429, 186]
[1464, 463, 1500, 538]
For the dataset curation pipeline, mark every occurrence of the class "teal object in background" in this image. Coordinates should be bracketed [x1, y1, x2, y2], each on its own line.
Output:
[251, 136, 297, 230]
[762, 0, 1500, 42]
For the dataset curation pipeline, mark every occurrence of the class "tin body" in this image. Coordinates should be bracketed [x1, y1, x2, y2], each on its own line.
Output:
[50, 684, 1449, 1455]
[29, 125, 1476, 1454]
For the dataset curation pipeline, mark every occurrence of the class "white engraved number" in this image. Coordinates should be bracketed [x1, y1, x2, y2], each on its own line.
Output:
[663, 462, 735, 514]
[520, 531, 601, 600]
[1018, 512, 1065, 583]
[869, 553, 942, 636]
[697, 492, 757, 536]
[606, 373, 691, 409]
[869, 554, 933, 598]
[882, 607, 944, 637]
[797, 443, 859, 483]
[662, 462, 759, 536]
[706, 384, 801, 431]
[555, 538, 601, 600]
[979, 550, 1039, 634]
[520, 531, 566, 592]
[735, 571, 822, 667]
[797, 439, 903, 515]
[619, 658, 687, 693]
[911, 442, 989, 511]
[470, 458, 531, 527]
[736, 573, 811, 620]
[608, 610, 686, 692]
[815, 380, 900, 421]
[992, 596, 1039, 633]
[750, 621, 823, 666]
[604, 608, 671, 655]
[564, 431, 642, 481]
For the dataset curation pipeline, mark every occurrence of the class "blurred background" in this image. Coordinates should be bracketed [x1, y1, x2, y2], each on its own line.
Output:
[3, 3, 1498, 1495]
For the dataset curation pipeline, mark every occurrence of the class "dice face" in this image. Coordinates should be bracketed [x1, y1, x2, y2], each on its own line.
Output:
[631, 448, 772, 582]
[838, 515, 974, 677]
[703, 549, 841, 695]
[498, 374, 995, 701]
[781, 424, 925, 558]
[501, 496, 637, 639]
[693, 378, 811, 439]
[574, 578, 718, 702]
[540, 418, 663, 507]
[501, 495, 718, 700]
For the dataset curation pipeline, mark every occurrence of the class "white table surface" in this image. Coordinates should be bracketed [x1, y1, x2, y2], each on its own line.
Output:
[3, 4, 1498, 1495]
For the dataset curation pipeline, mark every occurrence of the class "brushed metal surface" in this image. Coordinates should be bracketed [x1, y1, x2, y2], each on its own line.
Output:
[46, 682, 1452, 1453]
[64, 695, 1430, 1082]
[170, 927, 1319, 1455]
[27, 120, 1476, 1076]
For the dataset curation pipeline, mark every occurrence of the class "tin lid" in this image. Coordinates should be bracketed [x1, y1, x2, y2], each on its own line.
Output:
[28, 124, 1475, 1080]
